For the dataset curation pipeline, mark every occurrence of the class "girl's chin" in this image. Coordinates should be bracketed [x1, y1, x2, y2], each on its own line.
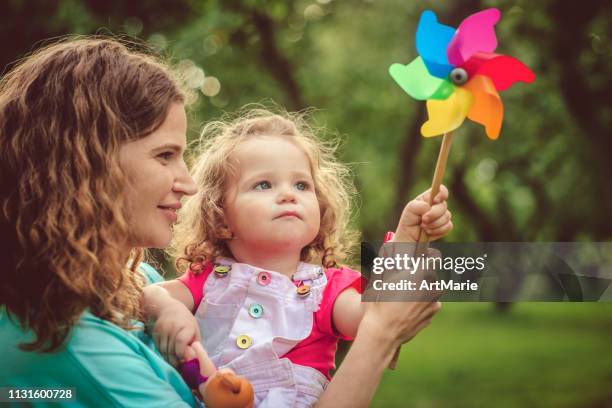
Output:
[252, 237, 309, 251]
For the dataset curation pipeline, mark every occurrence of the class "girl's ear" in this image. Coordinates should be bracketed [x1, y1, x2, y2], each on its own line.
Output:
[217, 226, 234, 240]
[217, 211, 234, 240]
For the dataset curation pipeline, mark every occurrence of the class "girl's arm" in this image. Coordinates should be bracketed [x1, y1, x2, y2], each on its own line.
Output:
[143, 280, 195, 317]
[332, 288, 366, 339]
[332, 185, 452, 339]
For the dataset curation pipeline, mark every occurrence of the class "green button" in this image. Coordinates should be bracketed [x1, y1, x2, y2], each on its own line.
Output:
[249, 303, 264, 318]
[214, 264, 231, 278]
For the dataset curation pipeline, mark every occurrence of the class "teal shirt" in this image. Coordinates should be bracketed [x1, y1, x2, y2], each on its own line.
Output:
[0, 263, 198, 407]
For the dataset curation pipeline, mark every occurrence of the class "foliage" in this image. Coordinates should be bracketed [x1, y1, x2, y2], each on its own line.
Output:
[2, 1, 611, 405]
[3, 0, 610, 243]
[372, 302, 612, 407]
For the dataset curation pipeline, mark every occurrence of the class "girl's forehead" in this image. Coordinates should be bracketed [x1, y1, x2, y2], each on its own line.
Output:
[236, 133, 300, 149]
[233, 135, 311, 161]
[228, 135, 315, 177]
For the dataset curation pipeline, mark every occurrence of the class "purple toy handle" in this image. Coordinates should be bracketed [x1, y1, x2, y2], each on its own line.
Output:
[180, 358, 209, 389]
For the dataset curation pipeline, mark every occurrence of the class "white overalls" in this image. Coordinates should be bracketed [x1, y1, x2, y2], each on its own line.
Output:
[195, 259, 330, 407]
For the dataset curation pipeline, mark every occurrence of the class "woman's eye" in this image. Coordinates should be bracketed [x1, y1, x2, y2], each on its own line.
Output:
[254, 181, 272, 190]
[295, 181, 310, 191]
[157, 152, 174, 161]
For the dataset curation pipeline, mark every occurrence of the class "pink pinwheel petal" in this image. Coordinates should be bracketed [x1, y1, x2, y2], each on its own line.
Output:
[462, 52, 536, 91]
[447, 8, 501, 67]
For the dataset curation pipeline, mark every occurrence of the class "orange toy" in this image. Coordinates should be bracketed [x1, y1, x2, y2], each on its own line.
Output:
[180, 341, 254, 408]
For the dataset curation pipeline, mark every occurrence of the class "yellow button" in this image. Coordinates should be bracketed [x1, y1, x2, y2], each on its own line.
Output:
[236, 334, 252, 349]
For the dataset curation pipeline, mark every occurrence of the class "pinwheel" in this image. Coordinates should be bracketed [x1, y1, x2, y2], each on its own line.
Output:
[389, 8, 535, 139]
[388, 7, 535, 244]
[386, 8, 534, 369]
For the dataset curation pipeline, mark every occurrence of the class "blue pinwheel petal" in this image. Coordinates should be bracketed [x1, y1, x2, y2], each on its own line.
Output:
[416, 10, 456, 78]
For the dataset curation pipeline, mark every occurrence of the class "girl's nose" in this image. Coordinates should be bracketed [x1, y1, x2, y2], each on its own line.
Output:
[276, 188, 297, 204]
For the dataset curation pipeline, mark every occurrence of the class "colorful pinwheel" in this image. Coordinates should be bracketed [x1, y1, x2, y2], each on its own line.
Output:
[385, 7, 535, 372]
[389, 8, 535, 139]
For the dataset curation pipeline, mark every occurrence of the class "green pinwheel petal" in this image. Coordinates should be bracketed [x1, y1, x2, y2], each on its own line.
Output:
[389, 57, 454, 100]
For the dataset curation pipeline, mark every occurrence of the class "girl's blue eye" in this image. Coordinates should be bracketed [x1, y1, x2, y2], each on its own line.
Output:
[295, 181, 309, 191]
[254, 181, 272, 190]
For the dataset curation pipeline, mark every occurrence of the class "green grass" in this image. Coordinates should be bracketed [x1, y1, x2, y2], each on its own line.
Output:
[370, 303, 612, 408]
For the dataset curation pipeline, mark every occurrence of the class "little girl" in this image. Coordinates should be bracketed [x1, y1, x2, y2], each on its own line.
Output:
[143, 109, 452, 407]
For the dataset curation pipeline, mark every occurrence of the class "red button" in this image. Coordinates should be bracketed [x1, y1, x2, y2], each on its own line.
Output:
[257, 271, 271, 286]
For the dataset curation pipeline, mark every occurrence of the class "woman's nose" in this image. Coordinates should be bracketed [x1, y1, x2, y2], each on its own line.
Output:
[174, 163, 197, 196]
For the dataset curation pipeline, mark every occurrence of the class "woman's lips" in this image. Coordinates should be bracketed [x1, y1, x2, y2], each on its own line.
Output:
[158, 206, 178, 222]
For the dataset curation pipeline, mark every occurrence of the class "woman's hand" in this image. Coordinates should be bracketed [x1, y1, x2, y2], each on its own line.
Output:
[395, 185, 453, 242]
[361, 299, 441, 349]
[362, 246, 443, 346]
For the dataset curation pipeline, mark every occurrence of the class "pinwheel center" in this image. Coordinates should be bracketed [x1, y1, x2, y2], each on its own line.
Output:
[450, 68, 469, 85]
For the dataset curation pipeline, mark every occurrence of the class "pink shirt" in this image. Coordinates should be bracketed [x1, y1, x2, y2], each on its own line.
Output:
[178, 263, 362, 379]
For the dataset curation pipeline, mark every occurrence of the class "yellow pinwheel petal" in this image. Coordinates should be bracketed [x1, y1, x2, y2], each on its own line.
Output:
[421, 87, 474, 137]
[463, 74, 503, 139]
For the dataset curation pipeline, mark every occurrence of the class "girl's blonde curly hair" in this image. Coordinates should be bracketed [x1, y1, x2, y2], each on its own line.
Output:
[171, 107, 359, 272]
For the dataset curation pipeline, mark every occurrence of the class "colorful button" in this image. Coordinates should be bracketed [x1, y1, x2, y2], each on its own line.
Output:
[249, 303, 264, 318]
[296, 284, 311, 297]
[236, 334, 252, 349]
[257, 271, 271, 286]
[214, 264, 231, 278]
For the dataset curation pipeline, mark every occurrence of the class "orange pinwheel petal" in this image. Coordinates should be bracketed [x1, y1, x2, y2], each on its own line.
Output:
[463, 75, 503, 139]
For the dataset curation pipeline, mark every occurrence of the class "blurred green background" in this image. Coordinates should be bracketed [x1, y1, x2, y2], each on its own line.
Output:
[2, 0, 610, 406]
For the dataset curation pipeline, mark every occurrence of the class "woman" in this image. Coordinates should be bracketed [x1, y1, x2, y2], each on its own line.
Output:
[0, 37, 440, 407]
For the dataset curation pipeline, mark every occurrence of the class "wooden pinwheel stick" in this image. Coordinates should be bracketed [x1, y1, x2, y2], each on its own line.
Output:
[388, 131, 454, 370]
[418, 130, 455, 243]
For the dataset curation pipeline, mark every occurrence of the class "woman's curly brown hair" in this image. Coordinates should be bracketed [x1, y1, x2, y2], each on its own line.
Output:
[0, 37, 185, 352]
[170, 107, 360, 273]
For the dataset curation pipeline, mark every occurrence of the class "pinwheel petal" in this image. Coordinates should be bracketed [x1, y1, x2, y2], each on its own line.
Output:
[389, 57, 454, 101]
[446, 8, 500, 66]
[462, 52, 535, 91]
[463, 75, 503, 139]
[421, 87, 473, 137]
[416, 10, 456, 78]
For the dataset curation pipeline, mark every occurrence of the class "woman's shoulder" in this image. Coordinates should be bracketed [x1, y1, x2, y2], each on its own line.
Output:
[138, 261, 166, 284]
[0, 310, 130, 405]
[0, 308, 196, 406]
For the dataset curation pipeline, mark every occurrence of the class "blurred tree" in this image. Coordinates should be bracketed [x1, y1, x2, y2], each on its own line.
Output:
[2, 0, 611, 248]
